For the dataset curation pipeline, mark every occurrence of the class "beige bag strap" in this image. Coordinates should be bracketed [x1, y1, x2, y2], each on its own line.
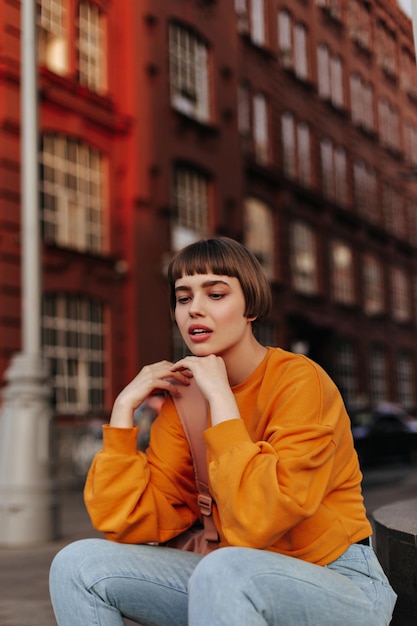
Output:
[172, 379, 219, 543]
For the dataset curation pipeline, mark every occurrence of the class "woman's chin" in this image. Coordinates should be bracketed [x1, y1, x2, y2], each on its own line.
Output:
[188, 344, 216, 357]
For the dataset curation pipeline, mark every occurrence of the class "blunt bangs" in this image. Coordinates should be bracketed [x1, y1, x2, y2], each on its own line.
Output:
[168, 237, 272, 319]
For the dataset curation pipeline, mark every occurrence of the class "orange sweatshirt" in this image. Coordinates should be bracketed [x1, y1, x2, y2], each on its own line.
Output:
[84, 347, 372, 565]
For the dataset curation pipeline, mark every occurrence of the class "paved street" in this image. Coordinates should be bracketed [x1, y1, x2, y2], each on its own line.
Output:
[0, 464, 416, 626]
[0, 489, 100, 626]
[362, 462, 417, 515]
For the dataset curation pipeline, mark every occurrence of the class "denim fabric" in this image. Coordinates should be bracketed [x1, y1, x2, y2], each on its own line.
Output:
[188, 544, 397, 625]
[50, 540, 201, 626]
[49, 539, 396, 625]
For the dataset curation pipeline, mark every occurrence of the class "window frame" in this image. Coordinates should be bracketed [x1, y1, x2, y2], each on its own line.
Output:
[243, 197, 275, 280]
[169, 22, 211, 124]
[37, 0, 68, 75]
[330, 239, 355, 305]
[42, 293, 106, 415]
[363, 253, 385, 317]
[290, 220, 319, 295]
[77, 1, 107, 93]
[171, 164, 210, 250]
[40, 134, 105, 254]
[252, 92, 270, 165]
[368, 344, 388, 406]
[278, 11, 309, 81]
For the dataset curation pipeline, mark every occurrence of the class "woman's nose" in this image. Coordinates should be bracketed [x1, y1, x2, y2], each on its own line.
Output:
[189, 295, 204, 317]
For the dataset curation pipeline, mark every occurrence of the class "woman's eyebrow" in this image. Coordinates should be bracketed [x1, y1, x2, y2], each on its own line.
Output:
[201, 279, 230, 288]
[175, 279, 230, 293]
[174, 285, 191, 293]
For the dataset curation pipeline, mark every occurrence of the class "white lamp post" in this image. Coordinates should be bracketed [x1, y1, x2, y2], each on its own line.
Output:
[0, 0, 56, 545]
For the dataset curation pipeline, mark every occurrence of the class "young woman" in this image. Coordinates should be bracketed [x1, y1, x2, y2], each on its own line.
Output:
[49, 237, 397, 625]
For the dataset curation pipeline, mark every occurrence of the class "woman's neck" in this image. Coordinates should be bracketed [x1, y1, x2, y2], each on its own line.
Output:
[223, 337, 268, 387]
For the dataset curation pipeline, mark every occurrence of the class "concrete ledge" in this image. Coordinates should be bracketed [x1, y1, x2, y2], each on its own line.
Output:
[373, 498, 417, 626]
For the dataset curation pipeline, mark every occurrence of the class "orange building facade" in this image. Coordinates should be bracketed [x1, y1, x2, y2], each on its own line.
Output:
[1, 0, 417, 468]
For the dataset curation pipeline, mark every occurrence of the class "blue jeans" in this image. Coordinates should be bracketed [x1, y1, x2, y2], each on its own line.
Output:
[49, 539, 397, 625]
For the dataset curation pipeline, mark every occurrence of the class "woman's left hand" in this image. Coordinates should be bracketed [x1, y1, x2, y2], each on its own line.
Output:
[171, 355, 240, 425]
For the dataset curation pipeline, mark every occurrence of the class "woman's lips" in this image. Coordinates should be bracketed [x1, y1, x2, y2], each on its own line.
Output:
[188, 325, 213, 343]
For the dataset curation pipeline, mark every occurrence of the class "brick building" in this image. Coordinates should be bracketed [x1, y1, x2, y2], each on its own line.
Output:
[0, 0, 417, 458]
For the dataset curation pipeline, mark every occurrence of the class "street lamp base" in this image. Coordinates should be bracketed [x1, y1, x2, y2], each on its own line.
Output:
[0, 352, 57, 546]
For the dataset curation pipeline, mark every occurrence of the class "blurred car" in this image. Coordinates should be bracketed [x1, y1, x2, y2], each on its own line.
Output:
[350, 402, 417, 467]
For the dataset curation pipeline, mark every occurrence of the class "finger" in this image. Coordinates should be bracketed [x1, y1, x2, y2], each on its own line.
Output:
[170, 366, 193, 378]
[147, 379, 182, 398]
[164, 370, 192, 387]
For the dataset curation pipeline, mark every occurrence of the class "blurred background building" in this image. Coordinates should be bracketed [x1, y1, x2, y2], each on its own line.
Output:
[0, 0, 416, 481]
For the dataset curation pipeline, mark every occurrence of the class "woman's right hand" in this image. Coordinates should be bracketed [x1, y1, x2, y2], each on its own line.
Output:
[110, 360, 191, 428]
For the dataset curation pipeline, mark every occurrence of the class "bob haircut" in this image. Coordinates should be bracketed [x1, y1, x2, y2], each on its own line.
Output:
[167, 237, 272, 320]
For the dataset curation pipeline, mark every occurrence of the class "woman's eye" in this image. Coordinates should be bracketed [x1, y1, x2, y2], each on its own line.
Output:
[210, 293, 225, 300]
[177, 296, 190, 305]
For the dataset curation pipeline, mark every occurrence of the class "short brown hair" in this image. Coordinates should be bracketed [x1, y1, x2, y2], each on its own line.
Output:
[167, 237, 272, 319]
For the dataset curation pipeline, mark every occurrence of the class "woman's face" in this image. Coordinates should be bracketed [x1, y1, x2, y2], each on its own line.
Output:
[174, 273, 253, 358]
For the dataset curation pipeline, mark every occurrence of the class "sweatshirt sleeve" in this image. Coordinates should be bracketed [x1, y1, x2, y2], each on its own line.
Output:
[84, 396, 200, 544]
[204, 357, 353, 549]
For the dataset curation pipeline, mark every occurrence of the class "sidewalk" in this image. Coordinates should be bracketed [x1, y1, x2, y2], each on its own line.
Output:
[0, 488, 100, 626]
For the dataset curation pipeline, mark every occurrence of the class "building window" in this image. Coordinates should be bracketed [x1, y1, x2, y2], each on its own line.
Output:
[335, 337, 358, 409]
[346, 0, 371, 50]
[253, 92, 269, 165]
[353, 160, 378, 222]
[297, 122, 312, 187]
[375, 21, 397, 78]
[404, 122, 417, 168]
[317, 45, 344, 108]
[369, 344, 388, 406]
[250, 0, 267, 46]
[400, 48, 417, 101]
[77, 2, 107, 93]
[293, 23, 308, 81]
[330, 240, 355, 305]
[243, 198, 274, 279]
[363, 253, 385, 316]
[397, 350, 415, 410]
[320, 139, 348, 206]
[238, 82, 251, 153]
[235, 0, 249, 34]
[169, 23, 210, 123]
[382, 185, 406, 240]
[237, 84, 270, 164]
[282, 112, 296, 178]
[350, 73, 375, 132]
[316, 0, 342, 20]
[290, 221, 319, 295]
[172, 165, 209, 250]
[40, 134, 104, 254]
[334, 147, 348, 206]
[42, 294, 105, 414]
[391, 267, 411, 323]
[378, 98, 400, 151]
[281, 113, 312, 186]
[330, 55, 344, 108]
[37, 0, 68, 74]
[235, 0, 267, 45]
[278, 11, 309, 81]
[317, 45, 330, 98]
[278, 10, 292, 67]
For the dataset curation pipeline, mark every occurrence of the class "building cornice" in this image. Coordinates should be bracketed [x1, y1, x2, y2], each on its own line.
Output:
[38, 67, 133, 134]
